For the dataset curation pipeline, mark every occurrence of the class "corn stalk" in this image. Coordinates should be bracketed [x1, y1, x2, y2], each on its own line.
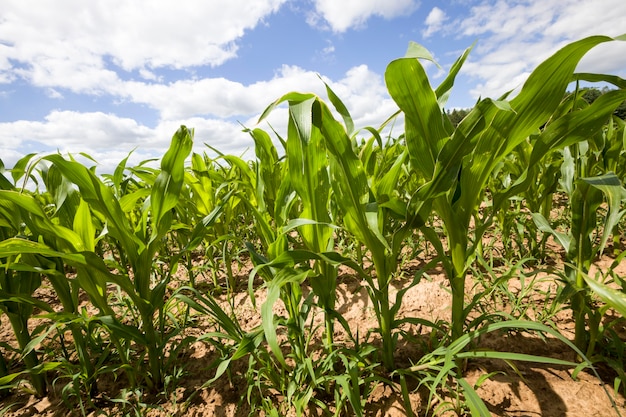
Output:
[386, 35, 626, 345]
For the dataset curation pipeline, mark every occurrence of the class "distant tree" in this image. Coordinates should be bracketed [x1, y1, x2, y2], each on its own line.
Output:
[582, 87, 602, 104]
[579, 87, 625, 120]
[446, 108, 471, 127]
[615, 101, 626, 120]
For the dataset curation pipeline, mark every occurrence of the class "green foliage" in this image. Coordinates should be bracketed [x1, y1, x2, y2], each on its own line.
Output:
[1, 35, 625, 416]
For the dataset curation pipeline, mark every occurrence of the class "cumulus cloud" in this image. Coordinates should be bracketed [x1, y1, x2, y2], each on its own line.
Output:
[0, 63, 399, 171]
[453, 0, 626, 100]
[423, 7, 448, 38]
[4, 0, 625, 175]
[0, 0, 287, 92]
[0, 111, 254, 172]
[119, 65, 328, 120]
[308, 0, 420, 32]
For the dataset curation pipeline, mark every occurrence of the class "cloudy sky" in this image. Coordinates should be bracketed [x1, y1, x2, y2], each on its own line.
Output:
[1, 0, 625, 172]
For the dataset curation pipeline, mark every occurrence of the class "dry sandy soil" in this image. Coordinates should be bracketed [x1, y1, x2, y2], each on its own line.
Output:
[1, 249, 626, 417]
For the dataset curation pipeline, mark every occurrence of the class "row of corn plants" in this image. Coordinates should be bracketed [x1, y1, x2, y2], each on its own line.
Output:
[1, 34, 626, 416]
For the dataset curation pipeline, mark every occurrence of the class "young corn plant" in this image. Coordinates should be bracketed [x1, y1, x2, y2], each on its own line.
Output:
[533, 172, 626, 356]
[14, 126, 199, 391]
[386, 35, 626, 347]
[0, 164, 117, 398]
[0, 221, 48, 397]
[394, 320, 596, 416]
[258, 89, 420, 372]
[0, 165, 47, 397]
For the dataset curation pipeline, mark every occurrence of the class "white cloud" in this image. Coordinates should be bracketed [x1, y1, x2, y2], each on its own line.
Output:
[0, 0, 287, 92]
[308, 0, 420, 32]
[139, 69, 161, 82]
[423, 7, 448, 38]
[0, 111, 154, 150]
[119, 65, 327, 120]
[0, 64, 400, 171]
[0, 111, 253, 173]
[45, 88, 64, 99]
[452, 0, 626, 100]
[328, 65, 398, 128]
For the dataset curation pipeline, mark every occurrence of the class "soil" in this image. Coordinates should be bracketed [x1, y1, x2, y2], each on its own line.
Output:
[1, 247, 625, 417]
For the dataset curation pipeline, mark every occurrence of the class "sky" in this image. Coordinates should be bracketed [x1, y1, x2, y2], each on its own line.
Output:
[1, 0, 626, 173]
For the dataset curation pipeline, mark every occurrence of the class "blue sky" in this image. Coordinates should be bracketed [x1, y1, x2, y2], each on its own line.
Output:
[1, 0, 626, 173]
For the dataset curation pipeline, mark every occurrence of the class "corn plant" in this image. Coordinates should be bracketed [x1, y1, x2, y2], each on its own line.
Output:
[257, 90, 421, 373]
[394, 320, 596, 416]
[7, 126, 199, 391]
[386, 35, 626, 346]
[0, 186, 48, 397]
[533, 173, 626, 355]
[0, 169, 111, 397]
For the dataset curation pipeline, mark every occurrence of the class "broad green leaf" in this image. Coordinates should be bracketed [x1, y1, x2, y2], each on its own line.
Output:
[320, 76, 354, 136]
[261, 268, 309, 367]
[530, 89, 626, 167]
[257, 91, 317, 125]
[0, 190, 85, 251]
[43, 154, 143, 257]
[583, 275, 626, 318]
[531, 212, 572, 252]
[457, 378, 491, 417]
[315, 99, 391, 256]
[150, 125, 194, 241]
[582, 173, 626, 254]
[286, 96, 333, 253]
[73, 198, 95, 252]
[404, 41, 439, 64]
[10, 153, 37, 185]
[435, 42, 474, 108]
[457, 35, 621, 224]
[386, 56, 448, 179]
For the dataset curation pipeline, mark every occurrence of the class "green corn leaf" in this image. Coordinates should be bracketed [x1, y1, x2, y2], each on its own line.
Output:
[0, 292, 53, 314]
[10, 153, 37, 185]
[0, 190, 85, 251]
[73, 198, 95, 252]
[111, 149, 134, 197]
[457, 351, 581, 367]
[319, 76, 354, 136]
[404, 41, 439, 64]
[376, 150, 407, 201]
[257, 91, 317, 125]
[189, 153, 215, 216]
[530, 89, 626, 168]
[0, 238, 135, 302]
[315, 99, 390, 256]
[119, 188, 151, 213]
[42, 154, 143, 257]
[0, 362, 62, 386]
[573, 72, 626, 89]
[98, 315, 147, 345]
[286, 96, 333, 253]
[570, 180, 603, 279]
[231, 329, 264, 361]
[457, 377, 491, 417]
[435, 42, 474, 109]
[583, 275, 626, 318]
[150, 126, 194, 241]
[456, 35, 622, 224]
[582, 173, 626, 254]
[261, 267, 309, 367]
[531, 212, 572, 253]
[0, 171, 12, 191]
[385, 55, 448, 180]
[248, 127, 281, 216]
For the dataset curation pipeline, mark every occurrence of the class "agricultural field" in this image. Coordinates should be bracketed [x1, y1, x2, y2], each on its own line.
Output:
[1, 35, 626, 416]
